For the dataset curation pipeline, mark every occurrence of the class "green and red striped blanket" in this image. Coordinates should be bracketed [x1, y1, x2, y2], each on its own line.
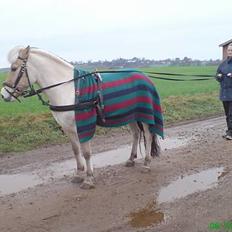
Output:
[74, 69, 164, 143]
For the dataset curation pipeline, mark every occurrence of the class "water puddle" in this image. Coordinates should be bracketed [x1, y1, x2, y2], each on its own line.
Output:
[0, 174, 42, 195]
[128, 201, 164, 228]
[157, 167, 226, 204]
[94, 137, 189, 168]
[0, 136, 188, 196]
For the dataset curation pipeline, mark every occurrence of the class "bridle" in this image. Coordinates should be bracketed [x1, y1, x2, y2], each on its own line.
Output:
[2, 55, 33, 102]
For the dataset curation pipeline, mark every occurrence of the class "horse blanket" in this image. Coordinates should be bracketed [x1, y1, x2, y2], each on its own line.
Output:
[74, 68, 164, 143]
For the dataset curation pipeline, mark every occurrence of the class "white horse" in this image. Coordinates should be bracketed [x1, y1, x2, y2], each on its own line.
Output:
[1, 46, 162, 189]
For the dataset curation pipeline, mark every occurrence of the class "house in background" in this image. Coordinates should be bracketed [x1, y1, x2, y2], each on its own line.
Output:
[219, 38, 232, 59]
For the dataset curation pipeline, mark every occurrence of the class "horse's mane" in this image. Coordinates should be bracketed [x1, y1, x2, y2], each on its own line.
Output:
[8, 46, 24, 63]
[8, 46, 73, 68]
[31, 48, 73, 68]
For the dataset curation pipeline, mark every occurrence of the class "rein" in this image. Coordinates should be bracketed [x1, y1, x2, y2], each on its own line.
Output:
[145, 71, 214, 78]
[23, 70, 215, 99]
[21, 69, 216, 112]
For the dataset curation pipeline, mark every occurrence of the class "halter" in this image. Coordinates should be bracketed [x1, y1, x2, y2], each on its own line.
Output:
[2, 52, 48, 105]
[2, 55, 31, 102]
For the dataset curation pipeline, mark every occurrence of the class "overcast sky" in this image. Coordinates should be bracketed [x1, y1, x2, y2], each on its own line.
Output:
[0, 0, 231, 67]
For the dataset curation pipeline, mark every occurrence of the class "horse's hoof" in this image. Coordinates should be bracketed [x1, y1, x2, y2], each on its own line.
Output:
[77, 165, 85, 172]
[80, 180, 95, 189]
[71, 176, 84, 184]
[125, 160, 135, 167]
[141, 165, 151, 173]
[144, 157, 151, 166]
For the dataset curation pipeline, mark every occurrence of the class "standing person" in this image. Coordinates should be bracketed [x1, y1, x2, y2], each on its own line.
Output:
[216, 43, 232, 140]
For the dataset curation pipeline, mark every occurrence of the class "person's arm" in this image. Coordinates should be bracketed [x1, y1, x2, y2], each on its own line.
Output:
[216, 73, 223, 82]
[216, 65, 223, 82]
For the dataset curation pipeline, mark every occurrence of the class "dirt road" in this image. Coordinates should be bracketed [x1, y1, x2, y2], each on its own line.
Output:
[1, 117, 232, 232]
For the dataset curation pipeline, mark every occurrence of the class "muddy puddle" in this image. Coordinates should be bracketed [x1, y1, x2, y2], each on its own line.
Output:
[0, 137, 188, 196]
[0, 173, 42, 196]
[128, 201, 164, 228]
[157, 167, 226, 204]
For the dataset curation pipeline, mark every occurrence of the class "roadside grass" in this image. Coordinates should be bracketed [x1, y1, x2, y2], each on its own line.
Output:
[0, 113, 68, 152]
[163, 93, 222, 123]
[0, 66, 222, 153]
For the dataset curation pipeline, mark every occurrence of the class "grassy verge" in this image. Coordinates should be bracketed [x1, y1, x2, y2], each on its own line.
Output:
[163, 92, 222, 123]
[0, 66, 222, 153]
[0, 113, 68, 152]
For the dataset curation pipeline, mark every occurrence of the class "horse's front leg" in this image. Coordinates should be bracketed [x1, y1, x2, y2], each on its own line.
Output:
[65, 130, 85, 183]
[80, 141, 95, 189]
[52, 112, 85, 183]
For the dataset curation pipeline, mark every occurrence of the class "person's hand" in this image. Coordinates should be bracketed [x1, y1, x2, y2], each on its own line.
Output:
[217, 73, 223, 78]
[227, 73, 232, 77]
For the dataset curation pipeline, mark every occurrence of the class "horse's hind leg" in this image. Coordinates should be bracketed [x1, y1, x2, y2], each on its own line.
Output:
[142, 123, 153, 171]
[125, 122, 140, 167]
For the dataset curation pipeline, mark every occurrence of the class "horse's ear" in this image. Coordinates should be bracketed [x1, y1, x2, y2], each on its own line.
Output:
[19, 45, 30, 59]
[25, 45, 30, 56]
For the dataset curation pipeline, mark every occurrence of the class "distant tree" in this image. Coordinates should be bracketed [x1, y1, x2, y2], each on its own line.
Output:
[71, 56, 221, 68]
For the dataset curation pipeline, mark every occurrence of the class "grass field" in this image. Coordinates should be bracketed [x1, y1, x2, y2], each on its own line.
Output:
[0, 66, 223, 153]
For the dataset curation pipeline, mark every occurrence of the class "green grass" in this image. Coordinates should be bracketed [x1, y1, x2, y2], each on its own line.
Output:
[0, 113, 68, 152]
[163, 93, 222, 123]
[0, 66, 223, 153]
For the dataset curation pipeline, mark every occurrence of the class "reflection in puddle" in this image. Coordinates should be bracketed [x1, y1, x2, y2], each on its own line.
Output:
[158, 167, 226, 204]
[0, 137, 188, 196]
[128, 201, 164, 228]
[0, 174, 42, 195]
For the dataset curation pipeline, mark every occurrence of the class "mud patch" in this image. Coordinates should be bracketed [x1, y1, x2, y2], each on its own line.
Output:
[128, 201, 164, 228]
[1, 117, 232, 232]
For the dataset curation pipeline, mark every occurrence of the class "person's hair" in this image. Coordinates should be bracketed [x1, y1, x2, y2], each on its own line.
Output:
[228, 43, 232, 47]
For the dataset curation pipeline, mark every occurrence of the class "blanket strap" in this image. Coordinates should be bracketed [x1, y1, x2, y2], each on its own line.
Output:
[94, 73, 106, 122]
[49, 72, 106, 122]
[49, 97, 99, 112]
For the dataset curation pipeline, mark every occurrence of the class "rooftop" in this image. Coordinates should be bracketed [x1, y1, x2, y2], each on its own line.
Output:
[219, 38, 232, 47]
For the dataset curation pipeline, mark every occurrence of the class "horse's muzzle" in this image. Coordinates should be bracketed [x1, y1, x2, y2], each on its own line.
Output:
[1, 87, 13, 101]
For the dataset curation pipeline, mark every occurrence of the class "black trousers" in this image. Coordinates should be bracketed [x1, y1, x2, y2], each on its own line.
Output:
[223, 101, 232, 132]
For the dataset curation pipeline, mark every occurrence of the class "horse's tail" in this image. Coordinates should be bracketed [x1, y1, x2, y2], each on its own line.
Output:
[137, 122, 160, 158]
[137, 122, 145, 156]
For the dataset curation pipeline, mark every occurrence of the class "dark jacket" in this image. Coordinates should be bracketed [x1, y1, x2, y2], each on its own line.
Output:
[216, 58, 232, 101]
